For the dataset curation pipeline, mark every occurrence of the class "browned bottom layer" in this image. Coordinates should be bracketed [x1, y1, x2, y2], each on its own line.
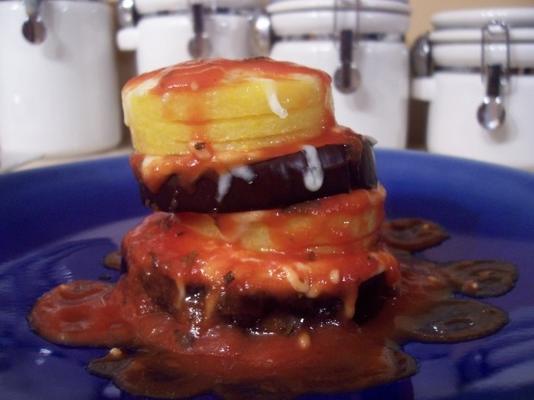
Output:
[28, 219, 517, 399]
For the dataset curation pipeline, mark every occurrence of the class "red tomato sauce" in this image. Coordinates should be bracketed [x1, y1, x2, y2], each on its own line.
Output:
[124, 58, 332, 95]
[132, 126, 358, 193]
[28, 218, 514, 399]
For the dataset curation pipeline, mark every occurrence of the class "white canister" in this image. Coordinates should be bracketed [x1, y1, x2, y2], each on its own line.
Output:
[0, 0, 122, 166]
[268, 0, 411, 148]
[117, 0, 266, 74]
[412, 8, 534, 169]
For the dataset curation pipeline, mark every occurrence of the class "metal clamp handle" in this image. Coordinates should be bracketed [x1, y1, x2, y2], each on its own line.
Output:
[477, 21, 510, 132]
[250, 11, 272, 57]
[333, 0, 361, 94]
[192, 3, 204, 36]
[481, 20, 511, 88]
[22, 0, 46, 44]
[410, 32, 433, 77]
[117, 0, 137, 28]
[485, 64, 503, 97]
[188, 2, 211, 59]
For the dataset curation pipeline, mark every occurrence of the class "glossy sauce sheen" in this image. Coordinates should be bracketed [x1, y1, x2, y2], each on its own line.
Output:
[132, 126, 356, 194]
[125, 58, 332, 96]
[136, 136, 377, 214]
[125, 58, 337, 192]
[29, 218, 517, 400]
[30, 58, 517, 399]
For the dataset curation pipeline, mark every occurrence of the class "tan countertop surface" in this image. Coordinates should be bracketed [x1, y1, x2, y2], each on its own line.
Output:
[6, 143, 132, 173]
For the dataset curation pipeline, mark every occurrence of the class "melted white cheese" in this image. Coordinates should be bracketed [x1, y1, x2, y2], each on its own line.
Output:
[231, 165, 256, 183]
[216, 173, 232, 203]
[261, 79, 288, 119]
[283, 266, 310, 294]
[301, 145, 324, 192]
[329, 269, 340, 284]
[215, 165, 257, 204]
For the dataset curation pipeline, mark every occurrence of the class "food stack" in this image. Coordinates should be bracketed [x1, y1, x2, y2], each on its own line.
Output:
[28, 59, 517, 399]
[122, 58, 399, 327]
[110, 57, 401, 395]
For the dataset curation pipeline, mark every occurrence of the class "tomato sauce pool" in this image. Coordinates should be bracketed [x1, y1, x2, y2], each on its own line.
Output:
[28, 218, 516, 400]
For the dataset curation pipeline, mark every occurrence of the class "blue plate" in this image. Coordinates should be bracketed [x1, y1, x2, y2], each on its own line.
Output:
[1, 150, 534, 400]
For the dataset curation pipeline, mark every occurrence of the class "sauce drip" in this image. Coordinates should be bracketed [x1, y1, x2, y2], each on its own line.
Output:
[132, 126, 355, 194]
[28, 219, 517, 400]
[301, 145, 324, 192]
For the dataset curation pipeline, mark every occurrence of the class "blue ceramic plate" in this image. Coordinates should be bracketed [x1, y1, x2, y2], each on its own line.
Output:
[1, 150, 534, 400]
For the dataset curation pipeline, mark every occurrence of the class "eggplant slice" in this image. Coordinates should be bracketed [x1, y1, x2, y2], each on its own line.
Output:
[138, 139, 377, 213]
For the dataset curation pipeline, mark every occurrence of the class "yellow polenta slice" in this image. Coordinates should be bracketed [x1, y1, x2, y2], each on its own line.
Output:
[122, 59, 333, 155]
[178, 187, 385, 252]
[129, 105, 326, 155]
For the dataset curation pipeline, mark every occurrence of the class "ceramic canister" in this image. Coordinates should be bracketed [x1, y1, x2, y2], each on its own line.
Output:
[412, 7, 534, 169]
[0, 0, 121, 168]
[268, 0, 411, 148]
[117, 0, 266, 74]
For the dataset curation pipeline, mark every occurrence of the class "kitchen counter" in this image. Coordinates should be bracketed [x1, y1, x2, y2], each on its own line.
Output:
[3, 143, 132, 173]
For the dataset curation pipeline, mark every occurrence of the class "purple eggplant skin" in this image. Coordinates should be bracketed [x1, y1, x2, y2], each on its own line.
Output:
[138, 139, 377, 213]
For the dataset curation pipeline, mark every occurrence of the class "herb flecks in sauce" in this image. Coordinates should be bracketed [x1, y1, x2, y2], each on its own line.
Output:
[29, 218, 516, 399]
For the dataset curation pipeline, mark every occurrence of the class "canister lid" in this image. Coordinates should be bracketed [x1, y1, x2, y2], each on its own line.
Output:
[134, 0, 187, 14]
[135, 0, 265, 15]
[432, 7, 534, 30]
[427, 8, 534, 69]
[430, 28, 534, 44]
[268, 0, 409, 15]
[429, 7, 534, 44]
[267, 0, 410, 36]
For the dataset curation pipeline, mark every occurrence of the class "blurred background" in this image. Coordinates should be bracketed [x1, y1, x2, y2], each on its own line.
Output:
[406, 0, 534, 44]
[1, 0, 533, 172]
